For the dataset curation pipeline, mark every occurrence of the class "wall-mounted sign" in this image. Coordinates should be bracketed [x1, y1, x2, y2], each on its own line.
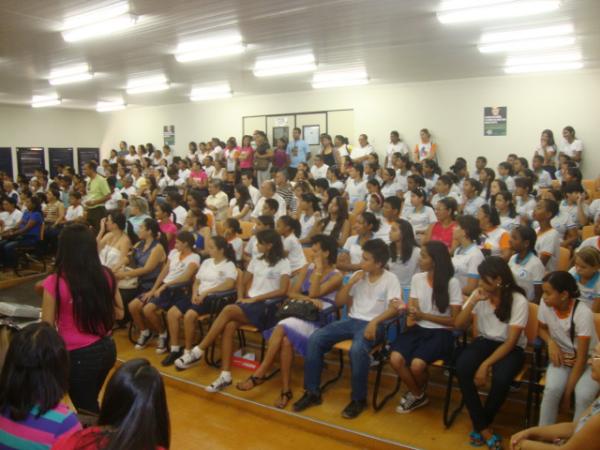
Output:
[484, 106, 507, 136]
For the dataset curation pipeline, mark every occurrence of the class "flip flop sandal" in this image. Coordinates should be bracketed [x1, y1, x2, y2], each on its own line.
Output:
[275, 390, 293, 409]
[236, 375, 266, 391]
[469, 431, 484, 447]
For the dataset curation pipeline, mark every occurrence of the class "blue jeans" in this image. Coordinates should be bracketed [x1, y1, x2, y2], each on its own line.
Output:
[303, 318, 383, 401]
[0, 236, 38, 268]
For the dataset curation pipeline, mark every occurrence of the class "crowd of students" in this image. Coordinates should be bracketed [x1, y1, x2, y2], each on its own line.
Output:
[0, 124, 600, 449]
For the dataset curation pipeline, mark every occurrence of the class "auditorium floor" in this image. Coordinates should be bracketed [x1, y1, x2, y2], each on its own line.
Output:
[113, 329, 528, 450]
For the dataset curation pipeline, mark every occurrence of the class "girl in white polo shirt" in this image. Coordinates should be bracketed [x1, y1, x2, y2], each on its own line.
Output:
[387, 218, 421, 298]
[538, 271, 598, 425]
[223, 218, 244, 265]
[508, 226, 545, 303]
[277, 216, 308, 275]
[514, 177, 536, 223]
[493, 191, 519, 232]
[452, 215, 485, 296]
[338, 212, 380, 272]
[569, 247, 600, 312]
[405, 188, 436, 243]
[390, 240, 463, 413]
[533, 199, 561, 272]
[455, 257, 529, 449]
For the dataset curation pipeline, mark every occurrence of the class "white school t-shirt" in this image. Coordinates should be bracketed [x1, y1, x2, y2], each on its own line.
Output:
[516, 196, 536, 221]
[381, 182, 402, 199]
[0, 209, 23, 231]
[282, 234, 307, 272]
[409, 272, 463, 329]
[345, 179, 368, 209]
[560, 201, 588, 228]
[535, 229, 561, 272]
[65, 205, 84, 222]
[408, 206, 437, 234]
[244, 235, 260, 259]
[299, 213, 317, 241]
[164, 250, 201, 284]
[388, 246, 421, 288]
[373, 220, 391, 244]
[229, 237, 244, 262]
[173, 205, 188, 227]
[463, 196, 486, 217]
[105, 191, 122, 211]
[499, 215, 519, 232]
[509, 252, 546, 301]
[551, 211, 577, 239]
[452, 244, 485, 291]
[430, 191, 461, 209]
[343, 235, 364, 265]
[351, 144, 375, 161]
[386, 142, 409, 167]
[310, 164, 329, 180]
[577, 236, 600, 252]
[538, 300, 595, 357]
[349, 270, 401, 322]
[196, 258, 237, 295]
[472, 292, 529, 349]
[559, 139, 584, 159]
[247, 257, 291, 298]
[569, 268, 600, 310]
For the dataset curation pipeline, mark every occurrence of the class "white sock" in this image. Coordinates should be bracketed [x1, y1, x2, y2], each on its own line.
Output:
[171, 345, 180, 352]
[158, 332, 167, 339]
[183, 349, 191, 355]
[192, 346, 204, 358]
[221, 371, 232, 381]
[140, 329, 151, 337]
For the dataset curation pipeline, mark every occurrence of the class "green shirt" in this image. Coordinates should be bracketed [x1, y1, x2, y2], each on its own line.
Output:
[86, 175, 110, 209]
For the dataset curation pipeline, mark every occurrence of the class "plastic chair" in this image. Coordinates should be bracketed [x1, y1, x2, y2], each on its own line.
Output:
[557, 247, 571, 271]
[240, 221, 254, 241]
[582, 225, 595, 241]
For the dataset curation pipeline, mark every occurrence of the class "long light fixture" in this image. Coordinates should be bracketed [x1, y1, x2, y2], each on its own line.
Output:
[190, 83, 232, 101]
[437, 0, 561, 24]
[97, 100, 126, 112]
[479, 35, 575, 53]
[32, 94, 61, 108]
[49, 63, 93, 85]
[479, 23, 575, 53]
[175, 33, 245, 63]
[253, 53, 316, 77]
[504, 50, 583, 73]
[126, 75, 169, 94]
[61, 1, 138, 43]
[312, 69, 368, 89]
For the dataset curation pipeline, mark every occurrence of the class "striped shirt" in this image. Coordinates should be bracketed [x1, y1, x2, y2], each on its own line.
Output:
[0, 403, 80, 449]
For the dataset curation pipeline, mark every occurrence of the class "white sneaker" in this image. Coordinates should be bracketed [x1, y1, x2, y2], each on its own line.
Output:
[134, 331, 152, 350]
[155, 334, 168, 354]
[175, 348, 203, 371]
[205, 373, 232, 393]
[396, 392, 429, 414]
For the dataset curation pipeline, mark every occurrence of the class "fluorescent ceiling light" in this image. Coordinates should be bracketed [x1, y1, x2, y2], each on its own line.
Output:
[61, 2, 137, 42]
[504, 61, 583, 73]
[97, 100, 126, 112]
[506, 50, 581, 66]
[190, 83, 232, 101]
[126, 75, 169, 94]
[437, 0, 561, 24]
[253, 53, 316, 77]
[32, 94, 61, 108]
[175, 33, 245, 63]
[49, 63, 93, 85]
[479, 35, 575, 53]
[312, 69, 369, 89]
[480, 23, 573, 44]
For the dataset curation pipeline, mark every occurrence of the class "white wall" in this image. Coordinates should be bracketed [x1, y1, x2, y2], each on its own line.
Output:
[0, 105, 107, 176]
[100, 69, 600, 178]
[1, 69, 598, 179]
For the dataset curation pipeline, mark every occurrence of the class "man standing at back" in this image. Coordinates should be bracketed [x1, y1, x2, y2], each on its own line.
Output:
[286, 127, 309, 180]
[83, 162, 111, 233]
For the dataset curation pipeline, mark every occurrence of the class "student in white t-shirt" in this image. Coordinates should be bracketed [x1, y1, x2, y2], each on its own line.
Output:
[497, 162, 516, 193]
[345, 165, 368, 210]
[337, 212, 380, 272]
[224, 218, 244, 265]
[309, 155, 329, 180]
[405, 188, 436, 242]
[430, 175, 461, 209]
[387, 219, 421, 292]
[242, 215, 274, 267]
[0, 197, 23, 236]
[577, 215, 600, 252]
[455, 256, 529, 446]
[135, 231, 200, 354]
[570, 247, 600, 312]
[494, 191, 519, 232]
[514, 178, 536, 222]
[559, 126, 583, 165]
[182, 230, 291, 393]
[479, 204, 512, 261]
[390, 240, 463, 413]
[508, 226, 545, 303]
[164, 236, 238, 368]
[277, 216, 308, 274]
[452, 216, 485, 296]
[533, 199, 562, 272]
[461, 178, 486, 217]
[538, 271, 598, 425]
[385, 131, 409, 168]
[293, 239, 401, 418]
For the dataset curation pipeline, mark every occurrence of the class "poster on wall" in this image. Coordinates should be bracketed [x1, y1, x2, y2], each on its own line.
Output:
[49, 148, 74, 178]
[77, 147, 100, 174]
[0, 147, 13, 179]
[17, 147, 45, 178]
[303, 125, 321, 146]
[163, 125, 175, 146]
[484, 106, 507, 136]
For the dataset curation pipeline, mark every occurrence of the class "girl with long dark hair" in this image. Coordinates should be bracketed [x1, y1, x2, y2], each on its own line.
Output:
[0, 323, 81, 447]
[41, 224, 124, 413]
[314, 195, 350, 248]
[494, 190, 519, 232]
[455, 256, 529, 449]
[177, 230, 290, 393]
[53, 358, 170, 450]
[228, 183, 253, 221]
[390, 240, 463, 413]
[388, 219, 421, 293]
[452, 215, 485, 296]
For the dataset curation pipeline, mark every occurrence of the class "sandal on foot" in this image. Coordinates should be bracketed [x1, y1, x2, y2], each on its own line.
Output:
[469, 431, 484, 447]
[236, 375, 266, 391]
[485, 434, 502, 450]
[275, 390, 293, 409]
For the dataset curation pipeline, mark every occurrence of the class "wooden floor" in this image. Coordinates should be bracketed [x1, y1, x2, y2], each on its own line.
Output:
[114, 329, 529, 450]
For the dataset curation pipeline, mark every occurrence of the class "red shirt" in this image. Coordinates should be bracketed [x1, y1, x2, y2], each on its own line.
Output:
[52, 427, 167, 449]
[430, 221, 456, 249]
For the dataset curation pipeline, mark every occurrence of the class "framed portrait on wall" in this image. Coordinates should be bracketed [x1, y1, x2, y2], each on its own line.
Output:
[272, 126, 289, 146]
[302, 125, 320, 145]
